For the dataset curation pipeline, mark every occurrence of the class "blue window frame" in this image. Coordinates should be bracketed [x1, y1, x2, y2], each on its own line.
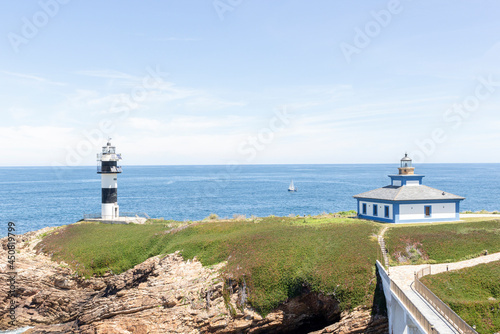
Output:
[373, 205, 378, 216]
[362, 203, 367, 214]
[425, 205, 432, 217]
[384, 206, 390, 218]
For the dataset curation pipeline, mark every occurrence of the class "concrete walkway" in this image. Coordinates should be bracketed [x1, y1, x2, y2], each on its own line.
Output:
[389, 252, 500, 333]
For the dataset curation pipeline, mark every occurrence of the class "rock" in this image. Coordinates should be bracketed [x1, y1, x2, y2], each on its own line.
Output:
[309, 307, 389, 334]
[0, 227, 388, 334]
[54, 278, 74, 290]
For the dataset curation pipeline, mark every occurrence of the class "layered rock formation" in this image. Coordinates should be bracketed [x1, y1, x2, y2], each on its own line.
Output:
[0, 227, 387, 333]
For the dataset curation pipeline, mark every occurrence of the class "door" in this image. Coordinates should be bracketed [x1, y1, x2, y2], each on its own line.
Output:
[425, 206, 431, 217]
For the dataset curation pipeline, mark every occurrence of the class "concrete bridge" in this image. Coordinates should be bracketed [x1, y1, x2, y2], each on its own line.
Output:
[377, 252, 500, 333]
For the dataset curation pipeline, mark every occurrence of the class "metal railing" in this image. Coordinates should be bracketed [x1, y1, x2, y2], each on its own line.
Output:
[119, 212, 150, 219]
[83, 212, 150, 220]
[96, 165, 122, 173]
[83, 213, 101, 219]
[415, 267, 478, 334]
[390, 280, 438, 333]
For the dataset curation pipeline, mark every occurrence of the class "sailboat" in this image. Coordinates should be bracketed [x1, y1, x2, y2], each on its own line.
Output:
[288, 180, 297, 192]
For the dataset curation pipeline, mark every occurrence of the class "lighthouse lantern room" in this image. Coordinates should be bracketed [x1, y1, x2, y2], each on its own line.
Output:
[97, 140, 122, 220]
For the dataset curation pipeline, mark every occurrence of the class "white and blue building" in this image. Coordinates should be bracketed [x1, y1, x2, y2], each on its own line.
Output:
[353, 154, 465, 223]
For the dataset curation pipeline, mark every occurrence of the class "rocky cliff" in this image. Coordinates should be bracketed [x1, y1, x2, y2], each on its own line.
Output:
[0, 227, 388, 333]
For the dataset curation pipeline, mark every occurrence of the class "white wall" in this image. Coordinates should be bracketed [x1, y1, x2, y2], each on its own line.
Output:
[101, 174, 118, 188]
[102, 203, 119, 219]
[393, 180, 402, 186]
[399, 203, 455, 221]
[406, 180, 419, 186]
[359, 201, 393, 220]
[376, 261, 425, 334]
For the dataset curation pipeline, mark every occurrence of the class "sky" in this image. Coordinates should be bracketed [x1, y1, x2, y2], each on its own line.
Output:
[1, 0, 500, 166]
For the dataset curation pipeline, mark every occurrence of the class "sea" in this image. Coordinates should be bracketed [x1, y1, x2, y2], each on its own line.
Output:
[0, 163, 499, 237]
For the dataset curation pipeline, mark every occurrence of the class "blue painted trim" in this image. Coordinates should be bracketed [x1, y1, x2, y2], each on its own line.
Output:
[424, 205, 432, 218]
[355, 198, 396, 204]
[389, 174, 424, 186]
[396, 217, 461, 223]
[357, 213, 395, 223]
[354, 198, 463, 205]
[394, 203, 400, 223]
[354, 199, 463, 224]
[397, 199, 464, 206]
[384, 205, 390, 218]
[358, 214, 461, 224]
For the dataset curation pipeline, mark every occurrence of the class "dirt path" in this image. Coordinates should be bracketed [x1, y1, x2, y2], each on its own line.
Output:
[377, 226, 389, 268]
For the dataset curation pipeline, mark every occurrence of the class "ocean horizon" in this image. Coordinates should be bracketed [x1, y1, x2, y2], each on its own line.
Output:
[1, 163, 499, 237]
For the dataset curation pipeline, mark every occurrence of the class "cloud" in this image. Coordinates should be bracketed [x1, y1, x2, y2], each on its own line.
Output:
[127, 117, 163, 131]
[126, 115, 252, 133]
[73, 69, 137, 80]
[0, 126, 75, 165]
[1, 71, 66, 86]
[153, 37, 200, 41]
[184, 96, 246, 111]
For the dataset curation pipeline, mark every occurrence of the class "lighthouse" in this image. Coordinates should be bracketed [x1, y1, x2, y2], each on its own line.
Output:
[97, 140, 122, 220]
[353, 153, 465, 223]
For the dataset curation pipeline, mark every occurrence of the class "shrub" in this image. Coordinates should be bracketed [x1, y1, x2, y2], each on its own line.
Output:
[205, 213, 219, 220]
[385, 220, 500, 264]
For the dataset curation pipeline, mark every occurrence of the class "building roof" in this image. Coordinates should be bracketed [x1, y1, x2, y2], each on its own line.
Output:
[353, 185, 465, 201]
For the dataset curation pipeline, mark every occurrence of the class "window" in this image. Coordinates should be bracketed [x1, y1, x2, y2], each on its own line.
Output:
[425, 205, 432, 217]
[362, 203, 367, 214]
[384, 206, 390, 218]
[373, 205, 378, 216]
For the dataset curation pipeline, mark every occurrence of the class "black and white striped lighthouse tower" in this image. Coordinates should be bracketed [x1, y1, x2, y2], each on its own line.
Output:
[97, 139, 122, 220]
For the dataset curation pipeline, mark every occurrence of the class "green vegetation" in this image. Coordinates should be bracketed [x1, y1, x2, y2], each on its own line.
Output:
[36, 216, 382, 315]
[36, 215, 499, 319]
[335, 210, 357, 216]
[385, 220, 500, 265]
[461, 210, 500, 214]
[420, 261, 500, 334]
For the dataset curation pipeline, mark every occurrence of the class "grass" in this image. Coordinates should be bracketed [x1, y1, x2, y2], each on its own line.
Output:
[420, 261, 500, 334]
[35, 216, 382, 315]
[384, 220, 500, 265]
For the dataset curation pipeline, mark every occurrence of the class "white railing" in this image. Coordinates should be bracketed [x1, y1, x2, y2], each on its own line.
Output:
[391, 280, 438, 333]
[83, 212, 150, 220]
[414, 267, 477, 334]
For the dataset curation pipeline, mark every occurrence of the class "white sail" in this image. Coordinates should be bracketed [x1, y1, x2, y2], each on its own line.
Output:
[288, 180, 297, 192]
